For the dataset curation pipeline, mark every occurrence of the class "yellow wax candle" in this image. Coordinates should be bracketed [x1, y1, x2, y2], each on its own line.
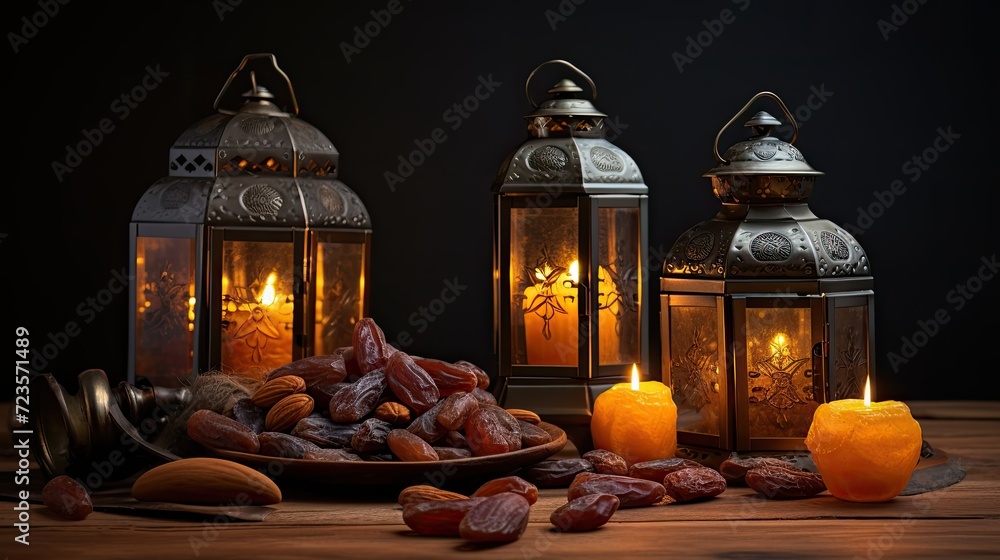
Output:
[805, 377, 922, 502]
[591, 364, 677, 464]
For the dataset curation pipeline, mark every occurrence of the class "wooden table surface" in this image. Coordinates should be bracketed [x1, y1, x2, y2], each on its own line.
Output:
[2, 401, 999, 559]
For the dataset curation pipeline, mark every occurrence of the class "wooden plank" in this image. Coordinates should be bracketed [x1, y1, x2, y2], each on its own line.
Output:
[14, 519, 1000, 559]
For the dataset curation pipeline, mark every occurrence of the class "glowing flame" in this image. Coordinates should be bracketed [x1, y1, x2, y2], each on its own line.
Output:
[261, 273, 277, 306]
[864, 375, 871, 407]
[773, 333, 787, 347]
[631, 363, 640, 391]
[569, 260, 579, 284]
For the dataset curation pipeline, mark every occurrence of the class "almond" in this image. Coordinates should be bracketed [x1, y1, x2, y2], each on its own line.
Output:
[505, 408, 541, 424]
[252, 375, 307, 407]
[131, 457, 281, 505]
[375, 401, 412, 425]
[265, 393, 314, 432]
[398, 484, 469, 506]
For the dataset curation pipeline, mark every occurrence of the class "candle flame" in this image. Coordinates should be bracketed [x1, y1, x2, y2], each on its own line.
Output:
[631, 363, 640, 391]
[569, 260, 579, 284]
[864, 375, 871, 407]
[261, 273, 277, 306]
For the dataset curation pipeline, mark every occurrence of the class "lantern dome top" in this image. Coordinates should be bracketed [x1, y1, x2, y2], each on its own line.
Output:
[663, 92, 869, 281]
[704, 108, 823, 178]
[132, 53, 370, 230]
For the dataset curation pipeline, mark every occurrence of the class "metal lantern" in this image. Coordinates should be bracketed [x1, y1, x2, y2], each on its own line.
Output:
[660, 92, 874, 455]
[128, 53, 371, 387]
[494, 60, 649, 449]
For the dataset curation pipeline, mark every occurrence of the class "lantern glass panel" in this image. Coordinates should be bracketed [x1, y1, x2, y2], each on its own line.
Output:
[134, 237, 196, 386]
[833, 304, 870, 400]
[745, 306, 818, 438]
[314, 238, 366, 354]
[669, 305, 722, 435]
[510, 206, 579, 366]
[597, 207, 640, 365]
[220, 240, 294, 374]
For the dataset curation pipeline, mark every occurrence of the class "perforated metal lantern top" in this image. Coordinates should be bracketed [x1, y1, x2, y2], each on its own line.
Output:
[131, 54, 370, 229]
[664, 92, 870, 280]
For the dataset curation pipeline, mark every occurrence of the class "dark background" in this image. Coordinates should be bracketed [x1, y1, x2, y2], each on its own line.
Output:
[6, 0, 999, 402]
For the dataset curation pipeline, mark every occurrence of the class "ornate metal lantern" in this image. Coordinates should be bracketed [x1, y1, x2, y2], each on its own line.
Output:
[128, 54, 371, 387]
[494, 60, 650, 449]
[660, 92, 874, 455]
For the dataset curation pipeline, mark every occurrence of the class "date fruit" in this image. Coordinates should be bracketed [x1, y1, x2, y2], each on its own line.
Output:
[303, 448, 362, 462]
[402, 497, 485, 536]
[519, 420, 553, 448]
[568, 473, 666, 508]
[351, 418, 393, 453]
[465, 405, 521, 456]
[433, 447, 472, 459]
[266, 354, 347, 387]
[328, 369, 387, 422]
[470, 387, 497, 406]
[406, 399, 449, 443]
[386, 351, 440, 414]
[520, 458, 595, 488]
[472, 476, 538, 505]
[259, 432, 320, 459]
[187, 409, 260, 453]
[454, 360, 490, 389]
[291, 417, 358, 448]
[227, 398, 266, 434]
[353, 318, 393, 374]
[388, 429, 440, 462]
[436, 392, 479, 431]
[42, 475, 93, 520]
[411, 356, 478, 396]
[582, 449, 629, 476]
[627, 458, 704, 482]
[550, 493, 620, 532]
[745, 465, 827, 499]
[459, 492, 531, 543]
[661, 467, 727, 502]
[718, 454, 800, 485]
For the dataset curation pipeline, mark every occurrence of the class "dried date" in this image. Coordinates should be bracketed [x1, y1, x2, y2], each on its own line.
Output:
[458, 492, 530, 543]
[582, 449, 629, 476]
[411, 356, 478, 396]
[266, 354, 347, 387]
[568, 473, 666, 508]
[519, 420, 552, 448]
[436, 392, 479, 431]
[291, 416, 359, 448]
[352, 318, 393, 374]
[406, 399, 449, 443]
[470, 387, 497, 405]
[303, 448, 362, 462]
[186, 409, 260, 453]
[465, 405, 521, 456]
[471, 476, 538, 505]
[627, 458, 704, 482]
[351, 418, 393, 453]
[226, 398, 266, 434]
[454, 360, 490, 389]
[403, 497, 485, 536]
[520, 458, 595, 488]
[307, 381, 352, 410]
[745, 465, 827, 499]
[718, 454, 800, 486]
[386, 351, 440, 414]
[550, 493, 620, 532]
[328, 369, 387, 422]
[333, 346, 362, 380]
[433, 447, 472, 459]
[661, 467, 727, 502]
[443, 430, 468, 449]
[258, 432, 320, 459]
[388, 429, 440, 462]
[42, 475, 93, 520]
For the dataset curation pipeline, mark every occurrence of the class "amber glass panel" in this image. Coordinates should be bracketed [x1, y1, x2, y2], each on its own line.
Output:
[597, 207, 640, 365]
[669, 306, 721, 436]
[834, 305, 870, 400]
[745, 306, 817, 438]
[220, 240, 294, 376]
[315, 241, 365, 355]
[510, 207, 578, 365]
[135, 237, 195, 387]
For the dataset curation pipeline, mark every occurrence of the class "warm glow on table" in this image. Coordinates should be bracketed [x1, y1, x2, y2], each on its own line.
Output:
[591, 364, 677, 464]
[805, 377, 922, 502]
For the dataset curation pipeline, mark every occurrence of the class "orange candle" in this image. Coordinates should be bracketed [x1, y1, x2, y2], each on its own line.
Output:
[805, 377, 922, 502]
[590, 364, 677, 464]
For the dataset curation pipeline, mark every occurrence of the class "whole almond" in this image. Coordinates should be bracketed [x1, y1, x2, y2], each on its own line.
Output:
[265, 393, 315, 432]
[398, 485, 469, 506]
[505, 409, 541, 424]
[252, 375, 307, 407]
[375, 401, 412, 425]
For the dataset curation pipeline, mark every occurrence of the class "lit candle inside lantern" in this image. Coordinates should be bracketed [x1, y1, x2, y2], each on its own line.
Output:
[590, 364, 677, 464]
[805, 376, 923, 502]
[523, 259, 579, 365]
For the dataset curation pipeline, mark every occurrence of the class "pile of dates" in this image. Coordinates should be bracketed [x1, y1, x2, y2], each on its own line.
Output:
[518, 449, 826, 501]
[186, 318, 552, 462]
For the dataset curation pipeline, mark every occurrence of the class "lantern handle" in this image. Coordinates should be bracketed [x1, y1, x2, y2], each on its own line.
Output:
[213, 53, 300, 116]
[525, 59, 597, 109]
[713, 91, 797, 164]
